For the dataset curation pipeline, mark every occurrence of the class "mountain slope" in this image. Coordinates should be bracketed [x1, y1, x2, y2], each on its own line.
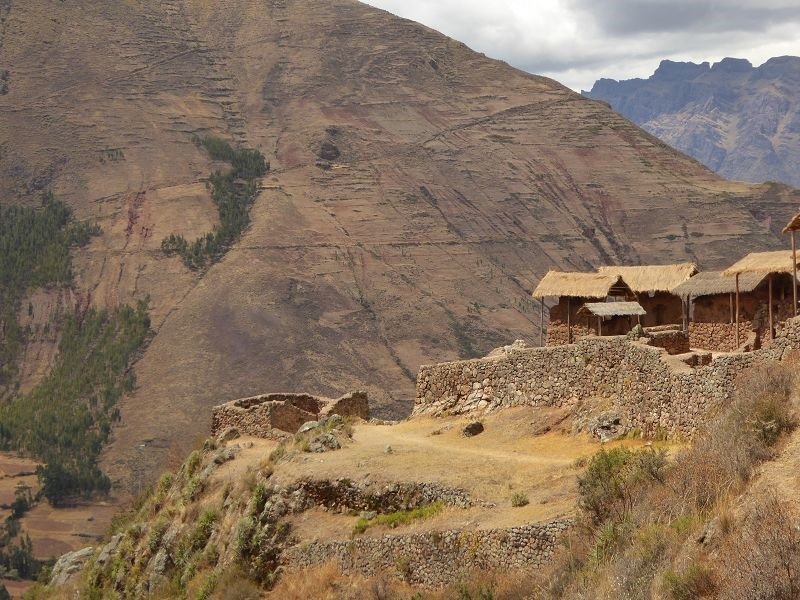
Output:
[584, 56, 800, 187]
[1, 0, 798, 489]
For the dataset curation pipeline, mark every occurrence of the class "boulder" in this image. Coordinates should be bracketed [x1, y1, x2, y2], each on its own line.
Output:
[216, 426, 240, 444]
[50, 546, 95, 586]
[588, 411, 626, 442]
[463, 422, 484, 437]
[297, 421, 320, 434]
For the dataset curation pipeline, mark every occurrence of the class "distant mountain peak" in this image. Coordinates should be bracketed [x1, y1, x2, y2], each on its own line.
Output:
[585, 55, 800, 187]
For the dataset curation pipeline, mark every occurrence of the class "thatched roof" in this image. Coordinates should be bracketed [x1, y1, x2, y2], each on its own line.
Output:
[783, 212, 800, 233]
[577, 301, 646, 317]
[597, 263, 697, 293]
[671, 271, 766, 298]
[532, 271, 631, 299]
[722, 251, 800, 276]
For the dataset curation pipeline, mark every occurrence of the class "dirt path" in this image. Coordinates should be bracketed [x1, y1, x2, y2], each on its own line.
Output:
[265, 407, 667, 540]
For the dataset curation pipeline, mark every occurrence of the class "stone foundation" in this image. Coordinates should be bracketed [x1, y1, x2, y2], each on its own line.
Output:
[414, 318, 800, 439]
[210, 391, 369, 439]
[282, 518, 573, 587]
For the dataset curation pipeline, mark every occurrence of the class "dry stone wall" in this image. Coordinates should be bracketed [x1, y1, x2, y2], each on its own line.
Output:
[646, 329, 690, 354]
[546, 321, 596, 346]
[688, 322, 752, 352]
[283, 518, 573, 587]
[211, 391, 369, 439]
[415, 318, 800, 438]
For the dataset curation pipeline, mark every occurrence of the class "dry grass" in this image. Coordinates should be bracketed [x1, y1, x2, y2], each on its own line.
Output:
[269, 563, 545, 600]
[533, 361, 799, 600]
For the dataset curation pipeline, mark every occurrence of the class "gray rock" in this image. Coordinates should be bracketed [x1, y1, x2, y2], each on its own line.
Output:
[216, 426, 240, 444]
[308, 433, 341, 453]
[588, 411, 627, 442]
[325, 414, 344, 427]
[51, 546, 95, 586]
[298, 421, 320, 434]
[148, 548, 169, 593]
[96, 534, 122, 566]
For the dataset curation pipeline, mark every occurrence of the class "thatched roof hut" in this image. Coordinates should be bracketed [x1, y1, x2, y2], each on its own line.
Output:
[577, 302, 646, 317]
[596, 263, 697, 293]
[531, 271, 631, 299]
[671, 271, 766, 299]
[722, 251, 800, 276]
[783, 212, 800, 233]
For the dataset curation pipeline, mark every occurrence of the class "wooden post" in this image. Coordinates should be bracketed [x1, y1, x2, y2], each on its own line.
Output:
[729, 292, 734, 324]
[598, 316, 602, 336]
[769, 274, 774, 340]
[793, 232, 798, 316]
[682, 298, 687, 332]
[735, 273, 740, 349]
[567, 297, 571, 344]
[540, 298, 545, 347]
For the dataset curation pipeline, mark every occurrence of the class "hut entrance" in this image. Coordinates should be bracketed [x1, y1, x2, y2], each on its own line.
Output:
[653, 304, 666, 326]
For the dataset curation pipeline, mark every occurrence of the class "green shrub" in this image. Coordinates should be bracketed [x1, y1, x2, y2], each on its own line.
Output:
[663, 563, 715, 600]
[353, 502, 444, 535]
[148, 518, 169, 554]
[511, 492, 529, 507]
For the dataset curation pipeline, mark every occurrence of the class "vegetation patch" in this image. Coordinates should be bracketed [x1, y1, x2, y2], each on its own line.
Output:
[0, 192, 99, 388]
[161, 136, 268, 270]
[0, 300, 150, 504]
[352, 501, 444, 535]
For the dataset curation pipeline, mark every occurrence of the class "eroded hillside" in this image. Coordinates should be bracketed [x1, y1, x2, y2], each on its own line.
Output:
[1, 0, 799, 488]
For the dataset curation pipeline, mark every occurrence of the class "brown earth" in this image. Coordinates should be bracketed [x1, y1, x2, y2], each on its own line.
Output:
[0, 453, 119, 563]
[1, 0, 799, 493]
[206, 407, 676, 545]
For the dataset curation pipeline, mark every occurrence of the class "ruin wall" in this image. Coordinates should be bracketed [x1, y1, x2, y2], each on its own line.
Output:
[211, 391, 369, 439]
[415, 318, 800, 438]
[282, 518, 573, 587]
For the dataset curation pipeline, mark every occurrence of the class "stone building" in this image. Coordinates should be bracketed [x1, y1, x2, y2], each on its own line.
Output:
[672, 271, 764, 351]
[532, 271, 635, 345]
[597, 263, 697, 328]
[576, 301, 646, 336]
[722, 251, 800, 347]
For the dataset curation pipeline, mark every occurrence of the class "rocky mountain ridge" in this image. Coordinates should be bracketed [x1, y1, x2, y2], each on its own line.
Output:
[584, 56, 800, 187]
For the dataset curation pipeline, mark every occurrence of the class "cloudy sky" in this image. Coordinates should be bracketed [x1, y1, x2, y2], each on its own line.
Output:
[363, 0, 800, 91]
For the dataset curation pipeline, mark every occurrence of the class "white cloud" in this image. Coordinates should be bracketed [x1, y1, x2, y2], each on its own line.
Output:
[363, 0, 800, 91]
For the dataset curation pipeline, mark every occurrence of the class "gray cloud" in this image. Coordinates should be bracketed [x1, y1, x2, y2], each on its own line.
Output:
[569, 0, 800, 35]
[364, 0, 800, 91]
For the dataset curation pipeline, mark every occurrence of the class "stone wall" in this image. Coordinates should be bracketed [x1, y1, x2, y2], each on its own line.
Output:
[646, 329, 690, 354]
[282, 518, 573, 587]
[546, 320, 595, 346]
[688, 322, 752, 352]
[211, 391, 369, 439]
[415, 318, 800, 438]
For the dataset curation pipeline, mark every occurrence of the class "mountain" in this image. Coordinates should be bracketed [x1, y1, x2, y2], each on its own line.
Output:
[1, 0, 799, 490]
[584, 56, 800, 187]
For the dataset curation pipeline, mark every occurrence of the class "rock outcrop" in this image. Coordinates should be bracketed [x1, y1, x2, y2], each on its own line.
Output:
[584, 56, 800, 187]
